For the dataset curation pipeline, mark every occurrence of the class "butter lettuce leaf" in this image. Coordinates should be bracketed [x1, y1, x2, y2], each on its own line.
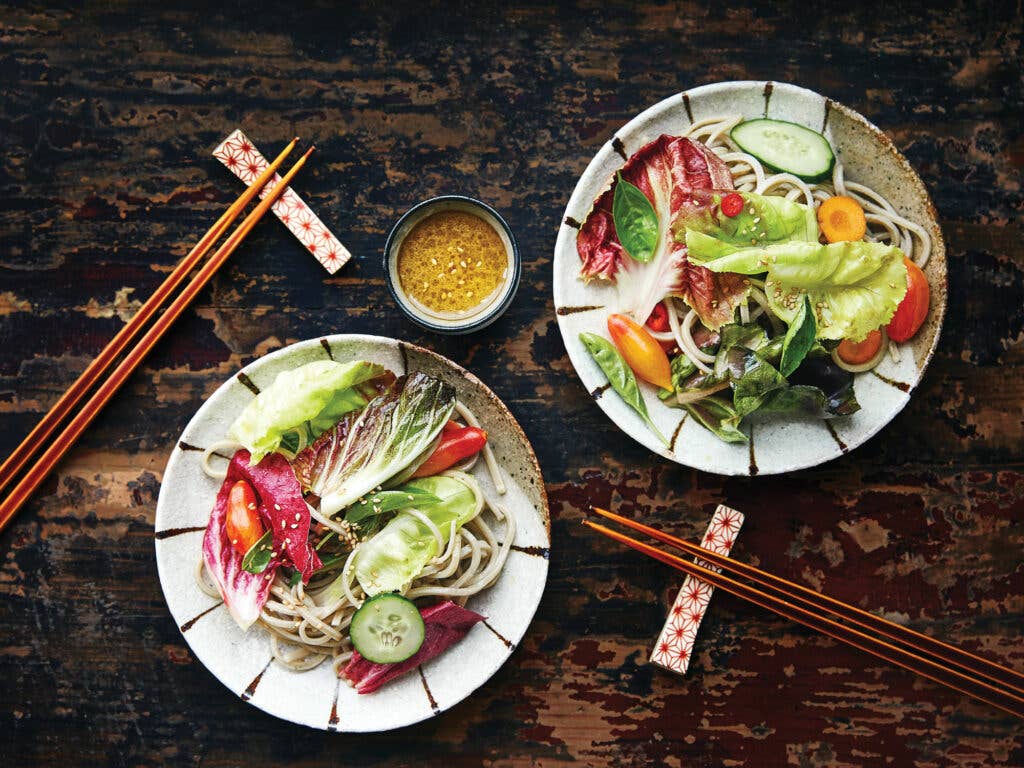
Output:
[680, 190, 819, 247]
[351, 474, 478, 597]
[685, 232, 908, 342]
[229, 360, 386, 462]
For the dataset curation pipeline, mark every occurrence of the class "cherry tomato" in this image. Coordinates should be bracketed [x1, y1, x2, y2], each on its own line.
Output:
[226, 480, 264, 557]
[607, 313, 673, 390]
[644, 302, 676, 353]
[837, 329, 883, 366]
[887, 258, 930, 342]
[721, 193, 744, 218]
[412, 426, 487, 478]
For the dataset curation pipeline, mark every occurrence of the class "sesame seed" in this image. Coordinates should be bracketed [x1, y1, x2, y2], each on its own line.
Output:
[460, 260, 467, 268]
[231, 538, 238, 545]
[290, 523, 298, 529]
[430, 258, 437, 265]
[294, 513, 301, 521]
[274, 504, 281, 511]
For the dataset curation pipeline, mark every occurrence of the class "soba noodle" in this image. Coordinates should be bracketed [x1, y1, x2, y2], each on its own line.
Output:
[667, 114, 930, 374]
[197, 400, 515, 673]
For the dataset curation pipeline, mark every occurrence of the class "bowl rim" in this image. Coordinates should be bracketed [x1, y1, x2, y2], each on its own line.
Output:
[552, 80, 946, 475]
[383, 195, 522, 335]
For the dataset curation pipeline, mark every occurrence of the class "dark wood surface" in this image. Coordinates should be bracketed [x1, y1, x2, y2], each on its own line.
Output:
[1, 2, 1022, 766]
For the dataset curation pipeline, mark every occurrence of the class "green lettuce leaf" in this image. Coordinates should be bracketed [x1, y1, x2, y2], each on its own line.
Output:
[682, 395, 747, 443]
[685, 231, 908, 342]
[298, 372, 456, 517]
[228, 360, 385, 462]
[679, 190, 818, 247]
[351, 474, 477, 596]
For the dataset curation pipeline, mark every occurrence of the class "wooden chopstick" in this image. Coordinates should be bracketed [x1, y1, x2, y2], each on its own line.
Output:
[592, 506, 1024, 697]
[583, 515, 1024, 718]
[0, 138, 298, 498]
[0, 146, 314, 534]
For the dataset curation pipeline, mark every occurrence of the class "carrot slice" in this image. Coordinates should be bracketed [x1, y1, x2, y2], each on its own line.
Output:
[817, 196, 867, 243]
[836, 329, 883, 365]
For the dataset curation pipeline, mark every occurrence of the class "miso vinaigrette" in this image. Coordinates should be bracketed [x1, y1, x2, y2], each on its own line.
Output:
[397, 211, 507, 315]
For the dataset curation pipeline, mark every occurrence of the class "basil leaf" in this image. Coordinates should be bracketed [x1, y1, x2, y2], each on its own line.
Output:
[343, 487, 442, 526]
[580, 332, 669, 446]
[780, 295, 816, 377]
[612, 174, 659, 263]
[241, 529, 274, 574]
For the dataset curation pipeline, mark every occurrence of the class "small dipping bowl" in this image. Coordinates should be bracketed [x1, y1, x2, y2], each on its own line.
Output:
[384, 196, 520, 334]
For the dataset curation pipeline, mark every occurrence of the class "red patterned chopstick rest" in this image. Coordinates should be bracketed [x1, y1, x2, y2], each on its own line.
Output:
[213, 130, 351, 274]
[650, 504, 744, 674]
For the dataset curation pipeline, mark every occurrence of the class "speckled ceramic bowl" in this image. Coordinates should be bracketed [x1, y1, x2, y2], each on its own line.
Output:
[154, 335, 549, 731]
[553, 81, 946, 475]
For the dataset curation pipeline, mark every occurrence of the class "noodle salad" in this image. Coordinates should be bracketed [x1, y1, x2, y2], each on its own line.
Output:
[576, 115, 931, 444]
[196, 361, 514, 693]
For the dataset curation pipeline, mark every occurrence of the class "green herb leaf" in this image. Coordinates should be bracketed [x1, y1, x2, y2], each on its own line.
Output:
[580, 332, 669, 447]
[780, 295, 816, 376]
[682, 395, 747, 443]
[612, 174, 659, 263]
[241, 529, 274, 574]
[343, 487, 442, 525]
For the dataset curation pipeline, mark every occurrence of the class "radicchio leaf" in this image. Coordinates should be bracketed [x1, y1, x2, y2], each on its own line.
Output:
[342, 601, 485, 693]
[202, 450, 321, 630]
[576, 134, 747, 328]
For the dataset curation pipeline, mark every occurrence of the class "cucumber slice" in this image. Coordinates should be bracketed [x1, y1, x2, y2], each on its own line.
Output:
[731, 119, 835, 181]
[350, 594, 425, 664]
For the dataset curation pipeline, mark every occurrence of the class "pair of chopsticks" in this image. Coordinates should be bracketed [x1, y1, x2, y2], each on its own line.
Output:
[585, 508, 1024, 718]
[0, 140, 315, 535]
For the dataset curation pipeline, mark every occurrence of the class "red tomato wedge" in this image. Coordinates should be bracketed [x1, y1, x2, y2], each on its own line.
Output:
[887, 258, 930, 342]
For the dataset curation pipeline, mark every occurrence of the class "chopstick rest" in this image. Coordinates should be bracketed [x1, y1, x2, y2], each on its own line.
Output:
[213, 130, 351, 274]
[649, 504, 744, 674]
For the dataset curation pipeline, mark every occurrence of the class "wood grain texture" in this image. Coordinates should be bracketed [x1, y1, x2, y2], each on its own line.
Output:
[1, 1, 1022, 765]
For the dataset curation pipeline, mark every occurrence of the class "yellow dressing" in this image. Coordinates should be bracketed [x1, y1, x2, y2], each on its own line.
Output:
[397, 211, 507, 314]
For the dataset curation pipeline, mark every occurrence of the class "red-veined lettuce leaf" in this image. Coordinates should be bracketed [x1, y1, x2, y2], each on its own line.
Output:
[202, 450, 321, 630]
[576, 134, 747, 328]
[343, 601, 485, 693]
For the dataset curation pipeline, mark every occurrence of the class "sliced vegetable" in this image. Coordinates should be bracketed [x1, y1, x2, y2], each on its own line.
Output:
[612, 173, 659, 263]
[887, 258, 930, 342]
[685, 231, 908, 342]
[780, 295, 817, 376]
[293, 372, 456, 517]
[344, 601, 485, 693]
[607, 313, 672, 390]
[411, 425, 487, 478]
[350, 473, 478, 596]
[229, 360, 387, 462]
[225, 480, 263, 557]
[817, 195, 867, 243]
[343, 486, 443, 526]
[837, 329, 884, 366]
[576, 134, 748, 328]
[684, 190, 819, 248]
[580, 332, 668, 447]
[730, 118, 835, 181]
[720, 192, 744, 218]
[349, 594, 426, 664]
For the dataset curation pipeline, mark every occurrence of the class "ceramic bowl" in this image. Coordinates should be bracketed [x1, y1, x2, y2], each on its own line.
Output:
[552, 81, 946, 475]
[384, 196, 521, 334]
[154, 334, 549, 731]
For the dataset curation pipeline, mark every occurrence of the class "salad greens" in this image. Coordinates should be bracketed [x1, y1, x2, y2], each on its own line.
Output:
[580, 332, 668, 446]
[351, 474, 477, 596]
[780, 296, 816, 377]
[685, 230, 908, 342]
[229, 360, 386, 462]
[293, 372, 456, 517]
[343, 486, 443, 527]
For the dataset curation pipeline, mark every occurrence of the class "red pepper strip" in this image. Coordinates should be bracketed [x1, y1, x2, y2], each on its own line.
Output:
[411, 426, 487, 478]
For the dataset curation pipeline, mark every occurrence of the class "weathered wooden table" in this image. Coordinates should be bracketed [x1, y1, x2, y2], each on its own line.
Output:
[2, 3, 1022, 766]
